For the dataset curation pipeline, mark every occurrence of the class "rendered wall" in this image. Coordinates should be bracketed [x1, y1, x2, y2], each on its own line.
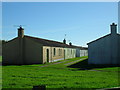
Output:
[118, 1, 120, 34]
[76, 48, 80, 57]
[80, 49, 88, 57]
[64, 48, 76, 59]
[24, 37, 43, 64]
[118, 35, 120, 64]
[88, 35, 111, 64]
[88, 34, 119, 64]
[2, 38, 23, 65]
[76, 48, 88, 57]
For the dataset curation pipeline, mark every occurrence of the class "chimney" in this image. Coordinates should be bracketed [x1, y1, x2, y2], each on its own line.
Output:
[110, 23, 117, 35]
[69, 42, 72, 46]
[18, 26, 24, 38]
[63, 39, 66, 44]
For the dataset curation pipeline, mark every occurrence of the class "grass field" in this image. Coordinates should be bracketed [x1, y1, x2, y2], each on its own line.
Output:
[2, 56, 120, 89]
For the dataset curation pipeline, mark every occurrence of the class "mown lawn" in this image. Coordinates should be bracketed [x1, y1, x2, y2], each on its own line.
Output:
[2, 56, 120, 89]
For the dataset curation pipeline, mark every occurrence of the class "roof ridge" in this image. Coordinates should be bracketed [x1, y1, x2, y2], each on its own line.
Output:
[25, 35, 67, 45]
[24, 35, 86, 49]
[87, 34, 111, 45]
[24, 35, 73, 48]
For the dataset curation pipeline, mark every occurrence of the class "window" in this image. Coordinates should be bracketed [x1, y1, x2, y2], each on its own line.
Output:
[54, 48, 56, 56]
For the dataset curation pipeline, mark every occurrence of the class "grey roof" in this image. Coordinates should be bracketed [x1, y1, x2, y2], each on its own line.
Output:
[4, 35, 88, 49]
[25, 35, 86, 49]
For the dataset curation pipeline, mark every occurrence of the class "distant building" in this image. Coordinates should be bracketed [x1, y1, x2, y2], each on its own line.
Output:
[3, 27, 88, 65]
[71, 45, 88, 57]
[87, 23, 120, 65]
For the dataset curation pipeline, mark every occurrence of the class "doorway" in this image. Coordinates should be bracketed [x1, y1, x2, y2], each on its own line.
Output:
[46, 49, 49, 62]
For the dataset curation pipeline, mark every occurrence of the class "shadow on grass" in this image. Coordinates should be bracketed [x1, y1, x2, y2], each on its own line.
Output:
[67, 59, 120, 70]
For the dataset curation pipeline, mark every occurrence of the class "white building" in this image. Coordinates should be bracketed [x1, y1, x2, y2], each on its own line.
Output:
[87, 23, 120, 65]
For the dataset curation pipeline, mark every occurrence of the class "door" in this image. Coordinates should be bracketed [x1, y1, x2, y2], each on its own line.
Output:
[46, 49, 49, 62]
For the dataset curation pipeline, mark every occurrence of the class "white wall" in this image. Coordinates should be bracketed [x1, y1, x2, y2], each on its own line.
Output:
[64, 48, 76, 59]
[88, 34, 120, 64]
[88, 35, 111, 64]
[80, 49, 88, 57]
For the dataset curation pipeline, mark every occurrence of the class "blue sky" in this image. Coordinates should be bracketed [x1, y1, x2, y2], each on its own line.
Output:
[2, 2, 118, 47]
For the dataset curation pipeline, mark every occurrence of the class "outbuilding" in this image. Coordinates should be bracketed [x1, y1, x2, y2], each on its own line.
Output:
[3, 27, 87, 65]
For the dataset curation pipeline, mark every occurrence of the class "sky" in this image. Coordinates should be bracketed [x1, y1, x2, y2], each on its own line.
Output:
[2, 2, 118, 47]
[2, 0, 120, 2]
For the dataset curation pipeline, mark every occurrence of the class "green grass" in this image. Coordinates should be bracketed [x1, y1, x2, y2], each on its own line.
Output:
[2, 56, 120, 89]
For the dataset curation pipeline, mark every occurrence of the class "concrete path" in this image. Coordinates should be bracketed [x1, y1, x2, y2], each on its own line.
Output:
[40, 58, 87, 67]
[89, 69, 120, 72]
[64, 58, 86, 65]
[39, 60, 69, 67]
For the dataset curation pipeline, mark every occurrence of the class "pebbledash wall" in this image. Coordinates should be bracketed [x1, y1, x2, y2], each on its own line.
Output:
[87, 23, 120, 65]
[43, 46, 65, 63]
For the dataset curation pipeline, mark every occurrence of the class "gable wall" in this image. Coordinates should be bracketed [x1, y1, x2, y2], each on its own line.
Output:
[2, 38, 23, 65]
[118, 35, 120, 64]
[88, 35, 112, 64]
[110, 34, 118, 64]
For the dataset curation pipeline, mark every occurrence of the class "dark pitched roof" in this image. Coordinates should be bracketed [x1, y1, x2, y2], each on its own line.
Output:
[25, 35, 80, 48]
[87, 34, 111, 45]
[3, 37, 17, 44]
[4, 35, 87, 50]
[71, 45, 88, 50]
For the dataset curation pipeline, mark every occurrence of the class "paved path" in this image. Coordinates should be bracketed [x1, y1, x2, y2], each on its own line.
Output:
[39, 60, 69, 67]
[40, 58, 87, 67]
[64, 58, 86, 65]
[89, 69, 120, 72]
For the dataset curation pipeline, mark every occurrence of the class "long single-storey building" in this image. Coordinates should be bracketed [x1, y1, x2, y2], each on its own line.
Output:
[87, 23, 120, 65]
[3, 27, 88, 65]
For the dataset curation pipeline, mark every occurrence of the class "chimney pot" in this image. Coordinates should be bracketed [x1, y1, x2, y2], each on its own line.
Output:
[18, 26, 24, 38]
[69, 42, 72, 46]
[110, 23, 117, 35]
[63, 39, 66, 44]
